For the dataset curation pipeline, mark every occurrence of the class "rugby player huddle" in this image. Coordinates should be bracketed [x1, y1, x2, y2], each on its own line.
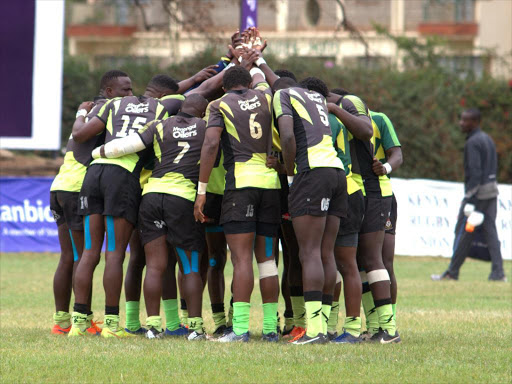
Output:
[50, 28, 402, 344]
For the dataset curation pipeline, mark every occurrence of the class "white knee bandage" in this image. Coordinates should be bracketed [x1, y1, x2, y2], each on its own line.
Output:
[336, 271, 342, 284]
[367, 269, 390, 285]
[258, 260, 278, 279]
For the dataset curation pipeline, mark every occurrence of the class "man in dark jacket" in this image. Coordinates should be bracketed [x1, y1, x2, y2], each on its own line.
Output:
[432, 108, 506, 282]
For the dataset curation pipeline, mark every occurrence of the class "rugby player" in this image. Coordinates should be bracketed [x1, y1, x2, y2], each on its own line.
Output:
[50, 70, 133, 335]
[68, 78, 168, 338]
[273, 76, 348, 345]
[370, 110, 403, 319]
[329, 92, 400, 343]
[92, 94, 210, 340]
[194, 62, 281, 343]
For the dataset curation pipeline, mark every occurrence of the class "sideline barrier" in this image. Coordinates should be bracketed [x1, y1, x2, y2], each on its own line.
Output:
[0, 176, 510, 259]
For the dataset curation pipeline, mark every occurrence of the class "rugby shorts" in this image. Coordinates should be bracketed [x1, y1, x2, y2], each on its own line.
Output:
[50, 191, 83, 231]
[385, 194, 397, 235]
[220, 188, 281, 236]
[359, 195, 392, 234]
[336, 189, 364, 248]
[138, 192, 205, 252]
[78, 164, 141, 226]
[288, 167, 347, 219]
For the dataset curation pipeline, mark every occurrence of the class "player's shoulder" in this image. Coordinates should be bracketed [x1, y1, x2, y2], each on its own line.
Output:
[159, 94, 186, 101]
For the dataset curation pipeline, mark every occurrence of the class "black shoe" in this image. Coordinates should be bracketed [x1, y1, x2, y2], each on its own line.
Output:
[370, 328, 401, 344]
[281, 325, 295, 337]
[292, 332, 328, 345]
[145, 327, 164, 339]
[488, 276, 507, 282]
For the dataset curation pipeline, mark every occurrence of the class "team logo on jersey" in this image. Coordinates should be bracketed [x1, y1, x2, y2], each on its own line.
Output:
[126, 102, 149, 113]
[154, 220, 166, 229]
[173, 124, 197, 139]
[238, 95, 261, 111]
[80, 196, 88, 209]
[51, 210, 61, 222]
[246, 204, 254, 217]
[306, 92, 324, 103]
[320, 198, 330, 211]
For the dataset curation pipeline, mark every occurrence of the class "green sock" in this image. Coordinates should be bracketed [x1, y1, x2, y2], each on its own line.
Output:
[146, 315, 162, 332]
[377, 304, 396, 335]
[86, 313, 93, 329]
[125, 301, 141, 332]
[305, 301, 323, 337]
[284, 315, 294, 332]
[343, 316, 361, 337]
[362, 291, 379, 334]
[327, 302, 339, 334]
[290, 296, 306, 328]
[232, 302, 250, 335]
[227, 300, 233, 327]
[392, 303, 397, 320]
[321, 304, 331, 335]
[163, 299, 180, 331]
[71, 312, 87, 332]
[104, 314, 120, 331]
[262, 302, 278, 335]
[180, 309, 188, 326]
[212, 311, 226, 329]
[188, 317, 204, 333]
[54, 311, 71, 328]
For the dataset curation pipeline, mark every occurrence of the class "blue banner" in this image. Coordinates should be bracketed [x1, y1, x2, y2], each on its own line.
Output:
[240, 0, 257, 31]
[0, 177, 59, 253]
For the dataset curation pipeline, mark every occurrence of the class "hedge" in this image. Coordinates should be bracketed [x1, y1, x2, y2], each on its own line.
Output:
[62, 49, 512, 183]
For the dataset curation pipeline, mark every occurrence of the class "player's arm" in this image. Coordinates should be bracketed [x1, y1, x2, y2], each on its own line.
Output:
[177, 65, 219, 94]
[91, 121, 158, 159]
[276, 116, 296, 182]
[194, 126, 223, 223]
[326, 102, 372, 141]
[372, 113, 403, 176]
[72, 99, 114, 143]
[72, 101, 94, 135]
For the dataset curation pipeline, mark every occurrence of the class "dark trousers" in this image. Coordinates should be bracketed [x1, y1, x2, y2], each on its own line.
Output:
[447, 197, 504, 279]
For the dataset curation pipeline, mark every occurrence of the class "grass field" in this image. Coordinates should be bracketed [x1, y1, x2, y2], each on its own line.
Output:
[1, 253, 511, 383]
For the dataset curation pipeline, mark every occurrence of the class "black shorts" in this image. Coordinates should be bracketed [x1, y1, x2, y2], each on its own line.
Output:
[220, 188, 281, 231]
[289, 168, 347, 218]
[336, 189, 364, 247]
[138, 193, 205, 252]
[78, 164, 141, 226]
[359, 196, 392, 234]
[385, 194, 397, 235]
[203, 192, 223, 226]
[49, 191, 83, 231]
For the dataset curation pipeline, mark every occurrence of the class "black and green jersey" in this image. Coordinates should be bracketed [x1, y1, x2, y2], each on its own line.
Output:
[51, 97, 107, 192]
[370, 110, 401, 194]
[205, 82, 280, 191]
[137, 112, 206, 202]
[206, 149, 226, 195]
[274, 87, 343, 173]
[92, 95, 167, 176]
[328, 113, 360, 195]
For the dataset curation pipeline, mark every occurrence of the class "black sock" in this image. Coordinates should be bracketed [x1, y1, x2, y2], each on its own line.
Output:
[74, 303, 88, 314]
[105, 306, 119, 316]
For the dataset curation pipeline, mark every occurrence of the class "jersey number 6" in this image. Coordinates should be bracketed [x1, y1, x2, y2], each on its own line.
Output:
[249, 113, 262, 139]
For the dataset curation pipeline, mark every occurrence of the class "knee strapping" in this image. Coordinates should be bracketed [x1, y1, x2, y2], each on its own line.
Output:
[265, 236, 273, 258]
[69, 230, 79, 262]
[258, 260, 278, 279]
[84, 215, 91, 250]
[106, 216, 115, 252]
[367, 269, 390, 284]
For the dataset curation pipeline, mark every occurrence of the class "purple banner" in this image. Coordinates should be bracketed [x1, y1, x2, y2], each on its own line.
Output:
[0, 177, 59, 253]
[240, 0, 258, 31]
[0, 1, 35, 138]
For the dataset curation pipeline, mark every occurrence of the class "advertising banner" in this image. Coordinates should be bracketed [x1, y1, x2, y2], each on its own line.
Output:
[241, 0, 257, 31]
[392, 178, 511, 260]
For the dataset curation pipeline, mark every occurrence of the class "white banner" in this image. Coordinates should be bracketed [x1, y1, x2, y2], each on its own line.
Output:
[393, 178, 511, 260]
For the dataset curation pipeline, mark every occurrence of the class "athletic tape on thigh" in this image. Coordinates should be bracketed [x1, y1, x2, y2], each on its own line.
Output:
[69, 230, 79, 262]
[84, 215, 91, 250]
[191, 251, 199, 273]
[258, 260, 278, 279]
[205, 225, 224, 233]
[176, 247, 191, 275]
[265, 236, 273, 258]
[336, 271, 342, 284]
[106, 215, 116, 252]
[209, 258, 217, 267]
[367, 269, 390, 285]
